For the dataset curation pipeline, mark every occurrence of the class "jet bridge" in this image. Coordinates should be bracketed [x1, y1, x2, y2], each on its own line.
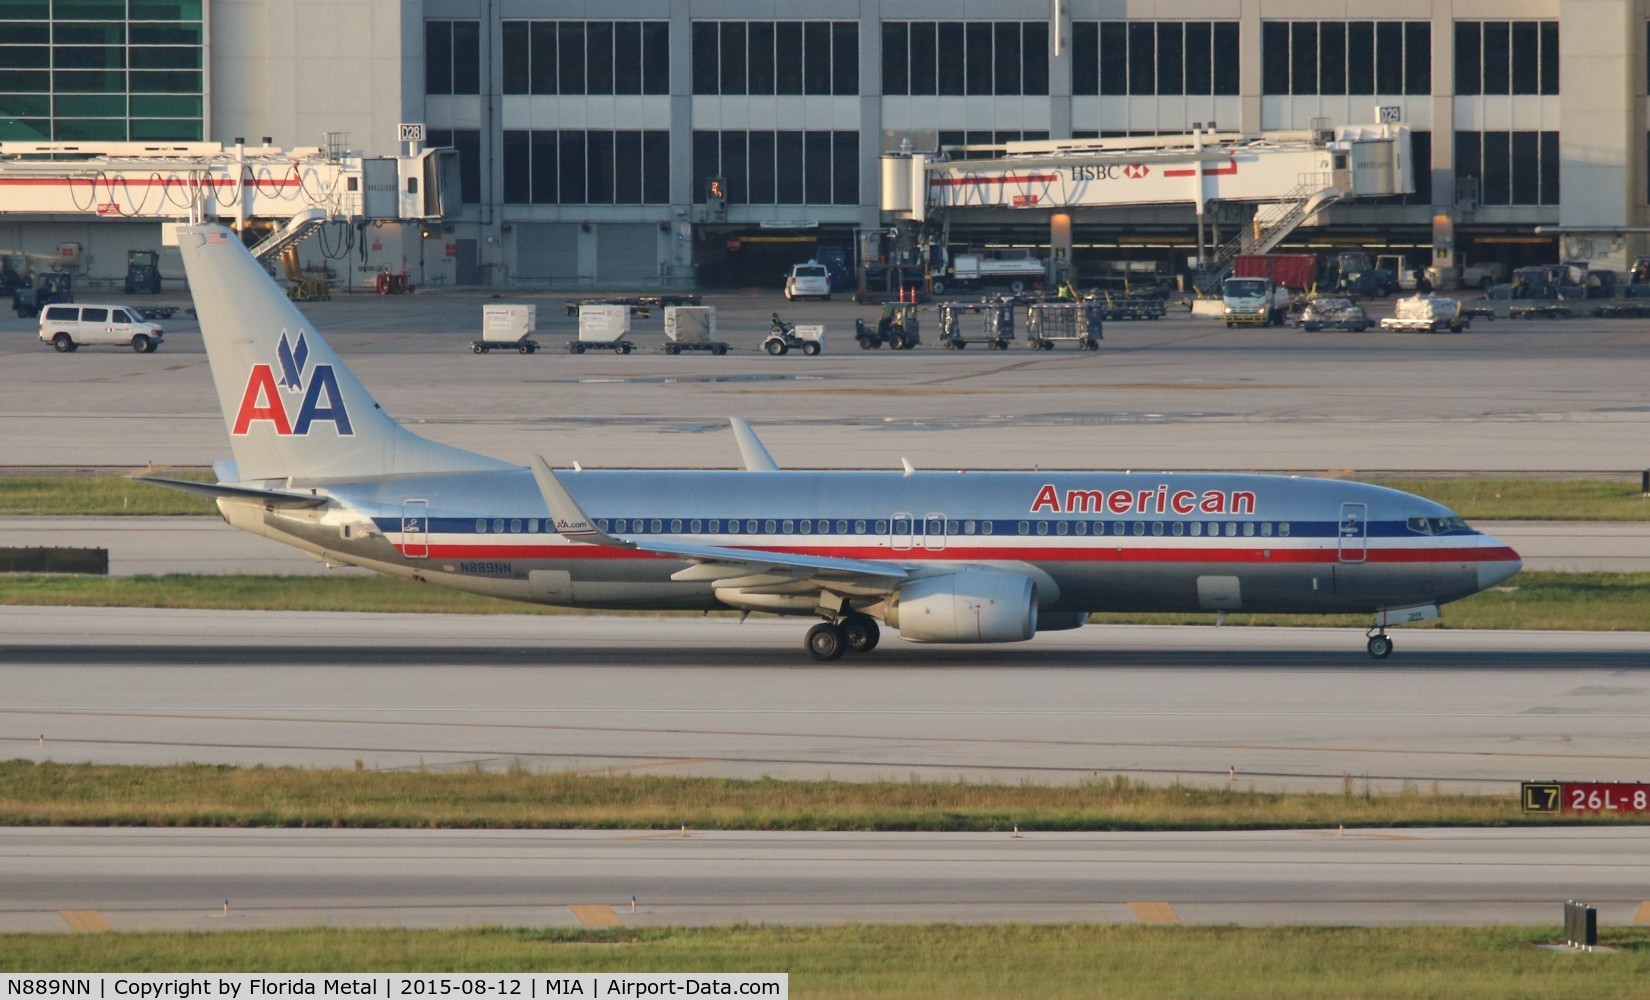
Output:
[882, 124, 1413, 286]
[0, 139, 458, 231]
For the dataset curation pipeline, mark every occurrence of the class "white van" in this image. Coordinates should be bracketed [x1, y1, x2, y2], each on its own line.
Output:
[38, 304, 165, 353]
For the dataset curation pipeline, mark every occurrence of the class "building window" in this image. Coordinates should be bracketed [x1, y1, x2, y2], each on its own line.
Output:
[883, 22, 1048, 96]
[1455, 22, 1558, 96]
[1262, 21, 1430, 96]
[694, 21, 857, 96]
[1072, 22, 1237, 97]
[502, 21, 669, 95]
[501, 129, 670, 205]
[426, 20, 479, 95]
[1455, 131, 1559, 206]
[691, 130, 859, 206]
[427, 129, 480, 204]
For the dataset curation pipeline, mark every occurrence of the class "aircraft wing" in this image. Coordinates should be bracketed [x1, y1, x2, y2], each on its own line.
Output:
[529, 456, 907, 587]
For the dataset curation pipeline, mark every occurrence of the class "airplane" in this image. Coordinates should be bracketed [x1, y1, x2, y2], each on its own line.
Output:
[141, 223, 1521, 661]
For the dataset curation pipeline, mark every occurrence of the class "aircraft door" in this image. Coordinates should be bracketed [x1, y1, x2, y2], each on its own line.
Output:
[890, 513, 913, 551]
[1337, 502, 1367, 564]
[922, 513, 947, 551]
[401, 499, 429, 558]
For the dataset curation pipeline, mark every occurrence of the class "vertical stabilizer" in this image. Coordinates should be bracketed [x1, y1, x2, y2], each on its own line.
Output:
[178, 224, 513, 481]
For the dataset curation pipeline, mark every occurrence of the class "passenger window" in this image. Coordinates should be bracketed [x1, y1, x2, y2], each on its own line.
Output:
[894, 518, 911, 533]
[799, 519, 812, 534]
[1224, 523, 1237, 537]
[875, 520, 888, 533]
[746, 520, 758, 533]
[1171, 522, 1184, 536]
[1111, 522, 1124, 536]
[691, 519, 702, 533]
[528, 519, 539, 533]
[815, 520, 827, 534]
[510, 519, 521, 533]
[1279, 522, 1291, 537]
[651, 519, 663, 532]
[1242, 522, 1254, 537]
[963, 520, 976, 534]
[981, 520, 993, 535]
[476, 519, 486, 533]
[1190, 522, 1202, 537]
[669, 519, 681, 533]
[856, 519, 868, 533]
[1132, 522, 1144, 536]
[1036, 521, 1049, 536]
[727, 520, 740, 534]
[1152, 522, 1163, 536]
[1055, 521, 1068, 535]
[596, 519, 608, 531]
[1017, 521, 1030, 535]
[82, 307, 108, 323]
[709, 519, 720, 533]
[765, 519, 777, 533]
[946, 519, 960, 534]
[836, 520, 848, 533]
[492, 518, 504, 533]
[1074, 521, 1087, 536]
[780, 520, 793, 533]
[1260, 522, 1272, 537]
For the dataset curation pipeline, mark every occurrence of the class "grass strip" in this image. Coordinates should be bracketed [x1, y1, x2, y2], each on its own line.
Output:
[3, 924, 1649, 997]
[1, 571, 1645, 631]
[0, 761, 1633, 831]
[0, 473, 215, 516]
[4, 474, 1650, 520]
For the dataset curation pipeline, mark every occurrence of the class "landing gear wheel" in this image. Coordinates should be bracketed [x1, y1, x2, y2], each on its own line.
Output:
[802, 341, 820, 356]
[806, 622, 846, 661]
[1366, 633, 1393, 658]
[839, 614, 880, 653]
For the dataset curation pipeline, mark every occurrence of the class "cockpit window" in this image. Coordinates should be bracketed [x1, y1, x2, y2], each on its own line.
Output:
[1408, 515, 1470, 535]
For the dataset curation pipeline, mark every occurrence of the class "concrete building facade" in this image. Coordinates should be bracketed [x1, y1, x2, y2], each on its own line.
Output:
[2, 0, 1646, 287]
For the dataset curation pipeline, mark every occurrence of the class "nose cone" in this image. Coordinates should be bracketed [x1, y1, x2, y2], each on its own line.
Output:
[1476, 534, 1522, 591]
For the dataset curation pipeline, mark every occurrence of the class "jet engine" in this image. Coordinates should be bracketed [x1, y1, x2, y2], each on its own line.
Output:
[885, 570, 1037, 643]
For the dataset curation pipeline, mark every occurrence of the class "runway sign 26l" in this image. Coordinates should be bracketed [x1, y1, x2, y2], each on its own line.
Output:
[1522, 782, 1650, 814]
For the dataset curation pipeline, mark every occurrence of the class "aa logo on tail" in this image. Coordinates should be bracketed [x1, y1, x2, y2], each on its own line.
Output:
[232, 331, 354, 436]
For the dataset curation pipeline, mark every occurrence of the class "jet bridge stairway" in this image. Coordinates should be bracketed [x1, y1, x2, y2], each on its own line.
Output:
[249, 207, 329, 264]
[1193, 176, 1343, 293]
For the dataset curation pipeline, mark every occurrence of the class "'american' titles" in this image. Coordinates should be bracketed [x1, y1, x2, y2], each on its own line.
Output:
[1030, 484, 1257, 516]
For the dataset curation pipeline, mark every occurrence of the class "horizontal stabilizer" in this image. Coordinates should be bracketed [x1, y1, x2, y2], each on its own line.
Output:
[135, 476, 328, 509]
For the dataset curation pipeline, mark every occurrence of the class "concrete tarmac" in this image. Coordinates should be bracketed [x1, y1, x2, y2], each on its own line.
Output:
[4, 292, 1650, 472]
[7, 515, 1646, 575]
[5, 607, 1648, 793]
[2, 826, 1646, 932]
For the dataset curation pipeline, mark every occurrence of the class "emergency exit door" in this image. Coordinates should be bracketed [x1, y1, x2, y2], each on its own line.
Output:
[401, 499, 429, 558]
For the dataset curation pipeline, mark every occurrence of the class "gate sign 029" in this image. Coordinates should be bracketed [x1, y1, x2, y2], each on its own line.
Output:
[1522, 782, 1650, 814]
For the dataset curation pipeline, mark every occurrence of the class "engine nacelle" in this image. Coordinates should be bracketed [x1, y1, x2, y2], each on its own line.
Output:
[885, 570, 1037, 643]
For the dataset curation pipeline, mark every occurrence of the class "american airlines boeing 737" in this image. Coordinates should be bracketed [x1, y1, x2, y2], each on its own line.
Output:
[143, 224, 1521, 660]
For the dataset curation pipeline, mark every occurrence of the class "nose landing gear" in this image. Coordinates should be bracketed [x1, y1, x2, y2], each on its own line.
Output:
[1365, 628, 1393, 658]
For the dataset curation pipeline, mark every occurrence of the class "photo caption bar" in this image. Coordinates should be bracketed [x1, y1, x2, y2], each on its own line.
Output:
[0, 975, 786, 1000]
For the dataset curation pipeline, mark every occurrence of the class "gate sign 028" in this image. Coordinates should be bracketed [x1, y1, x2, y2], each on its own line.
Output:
[1522, 782, 1650, 814]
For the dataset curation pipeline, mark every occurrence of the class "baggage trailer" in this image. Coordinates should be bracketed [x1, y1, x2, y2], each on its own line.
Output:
[570, 304, 636, 354]
[1380, 295, 1467, 333]
[937, 299, 1014, 350]
[1025, 301, 1103, 350]
[471, 304, 541, 354]
[664, 306, 728, 355]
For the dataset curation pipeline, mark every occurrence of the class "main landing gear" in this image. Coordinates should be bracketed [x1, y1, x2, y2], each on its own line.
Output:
[805, 613, 882, 661]
[1365, 628, 1394, 659]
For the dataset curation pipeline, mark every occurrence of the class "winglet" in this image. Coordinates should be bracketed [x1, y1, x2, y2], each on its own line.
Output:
[529, 455, 628, 547]
[901, 457, 916, 477]
[730, 418, 781, 471]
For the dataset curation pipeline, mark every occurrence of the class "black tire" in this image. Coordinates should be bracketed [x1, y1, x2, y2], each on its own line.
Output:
[766, 339, 785, 356]
[930, 280, 947, 295]
[471, 343, 485, 354]
[806, 622, 846, 661]
[714, 344, 728, 355]
[569, 343, 585, 354]
[130, 335, 151, 353]
[857, 337, 874, 350]
[802, 341, 820, 356]
[665, 343, 680, 355]
[1367, 634, 1393, 658]
[840, 614, 880, 653]
[617, 343, 632, 355]
[52, 332, 74, 353]
[1041, 340, 1055, 351]
[1303, 324, 1319, 332]
[1085, 338, 1099, 350]
[955, 341, 966, 349]
[887, 332, 907, 350]
[518, 343, 531, 355]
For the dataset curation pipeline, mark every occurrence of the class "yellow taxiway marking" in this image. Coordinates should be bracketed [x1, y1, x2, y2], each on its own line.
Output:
[58, 910, 112, 931]
[1129, 902, 1180, 925]
[1634, 901, 1650, 923]
[570, 904, 624, 928]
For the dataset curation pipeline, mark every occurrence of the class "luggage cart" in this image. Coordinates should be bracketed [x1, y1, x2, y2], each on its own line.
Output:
[1025, 301, 1103, 350]
[470, 304, 541, 354]
[569, 304, 637, 354]
[663, 306, 728, 355]
[937, 298, 1014, 350]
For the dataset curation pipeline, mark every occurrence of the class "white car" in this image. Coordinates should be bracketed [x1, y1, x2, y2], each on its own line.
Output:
[38, 303, 165, 353]
[784, 263, 831, 301]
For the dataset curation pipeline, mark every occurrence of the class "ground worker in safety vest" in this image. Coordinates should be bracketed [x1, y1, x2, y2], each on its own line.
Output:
[1056, 279, 1076, 300]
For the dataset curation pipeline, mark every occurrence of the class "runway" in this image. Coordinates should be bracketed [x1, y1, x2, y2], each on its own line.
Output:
[4, 607, 1649, 793]
[2, 826, 1646, 932]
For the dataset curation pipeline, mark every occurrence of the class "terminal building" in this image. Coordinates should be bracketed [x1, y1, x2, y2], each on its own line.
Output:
[0, 1, 1642, 289]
